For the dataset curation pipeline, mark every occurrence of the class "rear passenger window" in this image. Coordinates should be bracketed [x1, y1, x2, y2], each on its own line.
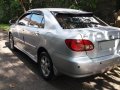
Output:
[29, 14, 45, 28]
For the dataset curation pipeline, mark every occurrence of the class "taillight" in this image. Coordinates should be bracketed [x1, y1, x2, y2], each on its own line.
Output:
[65, 39, 94, 51]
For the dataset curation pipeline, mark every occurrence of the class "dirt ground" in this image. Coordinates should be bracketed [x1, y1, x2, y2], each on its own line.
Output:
[0, 30, 120, 90]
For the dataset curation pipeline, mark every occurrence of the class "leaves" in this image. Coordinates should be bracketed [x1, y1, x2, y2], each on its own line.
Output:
[0, 0, 22, 23]
[0, 0, 97, 23]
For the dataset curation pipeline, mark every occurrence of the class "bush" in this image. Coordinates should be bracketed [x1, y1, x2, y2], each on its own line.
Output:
[0, 0, 22, 24]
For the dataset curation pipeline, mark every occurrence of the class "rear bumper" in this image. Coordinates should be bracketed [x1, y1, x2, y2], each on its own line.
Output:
[52, 54, 120, 78]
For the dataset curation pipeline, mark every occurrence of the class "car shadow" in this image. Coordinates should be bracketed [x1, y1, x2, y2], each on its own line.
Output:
[5, 41, 120, 90]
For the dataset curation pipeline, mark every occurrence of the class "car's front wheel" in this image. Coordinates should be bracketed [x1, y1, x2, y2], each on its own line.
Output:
[38, 52, 55, 80]
[9, 34, 15, 50]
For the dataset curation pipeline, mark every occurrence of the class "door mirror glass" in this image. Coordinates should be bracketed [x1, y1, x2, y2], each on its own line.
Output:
[9, 19, 16, 25]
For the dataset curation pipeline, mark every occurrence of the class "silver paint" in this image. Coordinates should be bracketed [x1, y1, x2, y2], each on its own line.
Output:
[9, 8, 120, 78]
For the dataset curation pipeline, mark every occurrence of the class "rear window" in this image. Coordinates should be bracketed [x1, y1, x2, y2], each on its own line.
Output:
[52, 12, 107, 29]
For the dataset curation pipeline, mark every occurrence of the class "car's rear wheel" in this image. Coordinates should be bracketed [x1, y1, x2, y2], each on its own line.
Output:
[9, 34, 15, 50]
[38, 52, 55, 80]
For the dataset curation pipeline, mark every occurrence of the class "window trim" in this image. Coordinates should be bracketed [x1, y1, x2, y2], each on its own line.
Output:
[17, 13, 32, 26]
[28, 11, 45, 28]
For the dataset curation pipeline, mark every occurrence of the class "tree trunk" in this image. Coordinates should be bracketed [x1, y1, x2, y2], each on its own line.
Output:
[29, 0, 32, 9]
[19, 0, 26, 13]
[74, 0, 78, 4]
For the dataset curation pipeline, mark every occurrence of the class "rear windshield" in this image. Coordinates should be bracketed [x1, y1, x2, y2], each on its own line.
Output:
[52, 12, 107, 29]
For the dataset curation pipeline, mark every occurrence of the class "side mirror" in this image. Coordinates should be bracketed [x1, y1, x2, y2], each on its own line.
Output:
[18, 22, 25, 26]
[9, 19, 16, 25]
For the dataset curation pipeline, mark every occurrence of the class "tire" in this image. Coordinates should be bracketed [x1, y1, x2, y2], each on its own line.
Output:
[9, 34, 15, 50]
[38, 52, 55, 80]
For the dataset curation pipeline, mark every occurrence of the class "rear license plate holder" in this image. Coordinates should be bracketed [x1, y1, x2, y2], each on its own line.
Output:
[98, 40, 115, 50]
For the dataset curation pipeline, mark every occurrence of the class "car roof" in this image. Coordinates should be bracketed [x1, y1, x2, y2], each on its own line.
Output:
[28, 8, 92, 14]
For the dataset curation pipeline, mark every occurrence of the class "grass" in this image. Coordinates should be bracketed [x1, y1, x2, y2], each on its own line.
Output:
[0, 24, 10, 31]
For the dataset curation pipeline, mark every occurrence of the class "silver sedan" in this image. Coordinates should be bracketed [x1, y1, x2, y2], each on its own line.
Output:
[9, 8, 120, 80]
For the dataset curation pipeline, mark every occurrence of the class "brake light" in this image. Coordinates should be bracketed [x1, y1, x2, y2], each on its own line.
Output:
[65, 39, 94, 51]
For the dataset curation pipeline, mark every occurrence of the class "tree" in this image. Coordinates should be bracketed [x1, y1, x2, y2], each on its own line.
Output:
[0, 0, 22, 23]
[18, 0, 26, 12]
[116, 0, 120, 11]
[18, 0, 33, 12]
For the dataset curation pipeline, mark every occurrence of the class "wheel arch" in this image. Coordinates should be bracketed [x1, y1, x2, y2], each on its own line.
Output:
[37, 47, 51, 63]
[37, 47, 60, 76]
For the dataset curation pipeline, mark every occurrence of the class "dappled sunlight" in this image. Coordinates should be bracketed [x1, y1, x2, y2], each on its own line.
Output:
[1, 60, 23, 69]
[0, 40, 12, 54]
[0, 33, 4, 36]
[80, 74, 118, 90]
[0, 30, 120, 90]
[0, 31, 8, 41]
[0, 31, 40, 90]
[0, 69, 16, 78]
[0, 82, 8, 90]
[91, 70, 120, 90]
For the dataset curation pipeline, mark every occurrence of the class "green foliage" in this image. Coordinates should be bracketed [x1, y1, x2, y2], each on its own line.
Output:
[0, 0, 22, 24]
[31, 0, 97, 11]
[0, 24, 10, 31]
[32, 0, 97, 11]
[0, 0, 113, 24]
[70, 0, 97, 11]
[0, 0, 97, 24]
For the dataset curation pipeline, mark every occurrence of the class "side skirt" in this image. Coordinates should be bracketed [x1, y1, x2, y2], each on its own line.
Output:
[14, 45, 37, 63]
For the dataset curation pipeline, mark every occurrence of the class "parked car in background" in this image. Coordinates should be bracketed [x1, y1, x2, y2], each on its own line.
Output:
[9, 8, 120, 80]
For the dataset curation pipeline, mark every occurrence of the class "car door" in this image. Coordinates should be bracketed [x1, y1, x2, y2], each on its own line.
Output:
[23, 12, 45, 57]
[14, 13, 32, 50]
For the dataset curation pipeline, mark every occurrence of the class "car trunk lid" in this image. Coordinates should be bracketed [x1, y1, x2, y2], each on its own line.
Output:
[76, 26, 120, 59]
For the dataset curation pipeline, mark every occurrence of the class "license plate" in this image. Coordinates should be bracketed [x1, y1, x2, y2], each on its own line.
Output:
[99, 40, 115, 50]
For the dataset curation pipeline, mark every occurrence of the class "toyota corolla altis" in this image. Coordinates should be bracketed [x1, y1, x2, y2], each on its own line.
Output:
[9, 8, 120, 80]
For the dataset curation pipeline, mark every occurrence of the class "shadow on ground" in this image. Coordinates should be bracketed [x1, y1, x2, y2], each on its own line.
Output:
[3, 41, 120, 90]
[0, 30, 120, 90]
